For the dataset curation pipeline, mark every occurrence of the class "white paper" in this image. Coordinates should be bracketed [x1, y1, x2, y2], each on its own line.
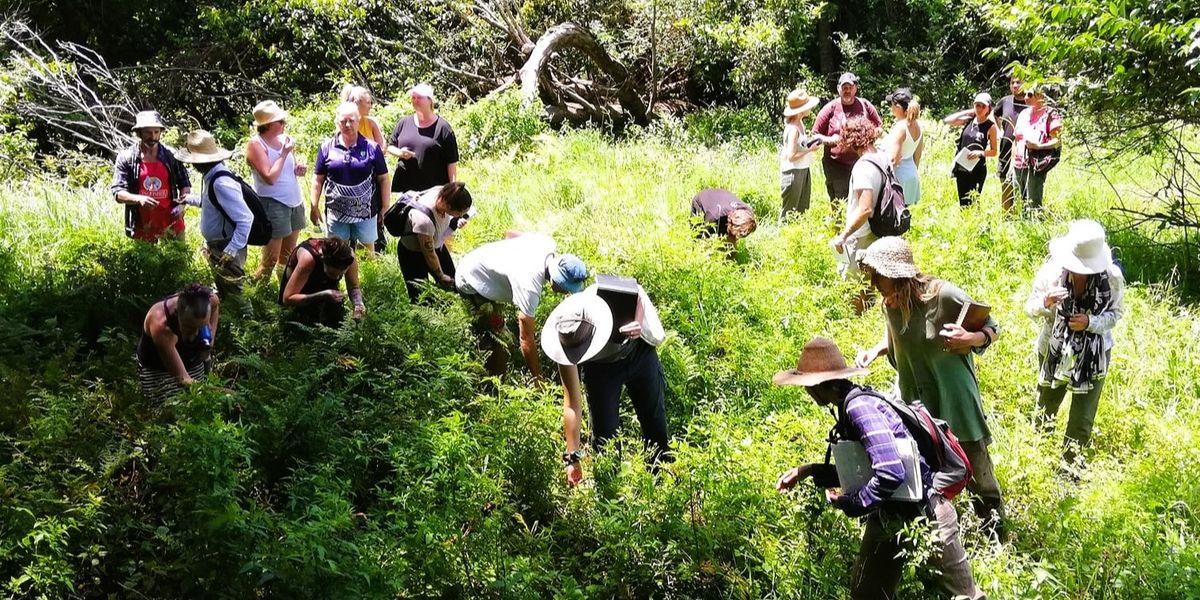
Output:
[954, 147, 980, 172]
[832, 439, 922, 502]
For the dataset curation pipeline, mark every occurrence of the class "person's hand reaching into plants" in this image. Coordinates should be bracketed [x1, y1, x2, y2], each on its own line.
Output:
[856, 346, 884, 368]
[565, 463, 582, 487]
[776, 464, 813, 492]
[325, 289, 346, 303]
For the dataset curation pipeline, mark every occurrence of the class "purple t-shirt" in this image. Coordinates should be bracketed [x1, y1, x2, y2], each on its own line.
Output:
[315, 134, 388, 223]
[315, 134, 387, 186]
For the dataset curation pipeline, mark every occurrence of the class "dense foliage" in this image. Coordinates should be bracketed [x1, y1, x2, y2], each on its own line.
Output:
[1, 0, 1015, 136]
[2, 94, 1200, 597]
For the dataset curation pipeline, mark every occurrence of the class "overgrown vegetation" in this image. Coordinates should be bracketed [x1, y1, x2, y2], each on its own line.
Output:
[2, 97, 1199, 597]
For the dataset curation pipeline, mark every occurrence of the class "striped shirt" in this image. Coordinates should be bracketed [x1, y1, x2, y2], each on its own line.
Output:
[832, 389, 931, 517]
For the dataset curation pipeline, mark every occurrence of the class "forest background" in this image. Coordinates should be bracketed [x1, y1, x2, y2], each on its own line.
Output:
[2, 0, 1200, 598]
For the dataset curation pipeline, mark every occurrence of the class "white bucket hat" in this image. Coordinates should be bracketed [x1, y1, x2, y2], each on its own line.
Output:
[132, 110, 166, 131]
[174, 130, 234, 163]
[541, 292, 613, 366]
[858, 236, 919, 279]
[1050, 220, 1112, 275]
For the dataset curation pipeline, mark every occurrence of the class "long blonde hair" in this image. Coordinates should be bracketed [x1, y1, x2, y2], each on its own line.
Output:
[888, 272, 943, 331]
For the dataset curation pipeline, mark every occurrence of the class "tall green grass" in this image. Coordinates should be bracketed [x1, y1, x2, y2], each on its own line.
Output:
[1, 112, 1198, 598]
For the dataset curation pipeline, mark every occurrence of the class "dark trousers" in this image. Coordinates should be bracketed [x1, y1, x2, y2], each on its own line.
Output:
[822, 156, 854, 209]
[397, 244, 455, 302]
[578, 341, 670, 459]
[851, 496, 985, 600]
[954, 164, 988, 206]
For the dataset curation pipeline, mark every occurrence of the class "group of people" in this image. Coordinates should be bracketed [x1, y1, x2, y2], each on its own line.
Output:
[778, 72, 1063, 218]
[118, 74, 1118, 600]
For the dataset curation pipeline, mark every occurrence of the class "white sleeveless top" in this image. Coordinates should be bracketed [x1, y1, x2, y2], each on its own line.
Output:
[251, 137, 303, 207]
[779, 123, 814, 171]
[899, 122, 921, 160]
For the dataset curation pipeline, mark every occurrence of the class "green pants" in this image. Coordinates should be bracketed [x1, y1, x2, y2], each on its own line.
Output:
[1037, 378, 1106, 464]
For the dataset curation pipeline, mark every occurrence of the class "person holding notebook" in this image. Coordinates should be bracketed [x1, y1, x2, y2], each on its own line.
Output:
[775, 337, 984, 600]
[542, 279, 670, 487]
[853, 236, 1008, 541]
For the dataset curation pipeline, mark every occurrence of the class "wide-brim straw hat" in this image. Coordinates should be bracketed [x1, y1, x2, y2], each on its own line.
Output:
[1050, 219, 1112, 275]
[858, 236, 919, 279]
[175, 130, 234, 163]
[773, 336, 868, 387]
[132, 110, 166, 131]
[784, 90, 820, 117]
[541, 292, 614, 366]
[252, 100, 288, 127]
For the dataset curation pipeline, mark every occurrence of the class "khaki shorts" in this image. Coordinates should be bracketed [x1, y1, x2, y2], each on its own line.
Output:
[262, 196, 306, 238]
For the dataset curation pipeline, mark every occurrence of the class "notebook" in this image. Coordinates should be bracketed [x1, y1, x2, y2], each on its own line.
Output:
[831, 439, 922, 502]
[945, 299, 991, 355]
[595, 274, 639, 342]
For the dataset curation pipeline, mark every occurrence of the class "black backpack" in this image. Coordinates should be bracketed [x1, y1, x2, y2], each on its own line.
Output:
[207, 171, 272, 246]
[860, 154, 911, 237]
[383, 193, 437, 238]
[831, 388, 973, 500]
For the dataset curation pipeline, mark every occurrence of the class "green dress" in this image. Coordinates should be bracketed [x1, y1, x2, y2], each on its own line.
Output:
[884, 282, 998, 443]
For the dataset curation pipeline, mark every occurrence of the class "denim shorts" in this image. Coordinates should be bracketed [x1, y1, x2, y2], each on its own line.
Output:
[262, 197, 306, 238]
[329, 219, 378, 245]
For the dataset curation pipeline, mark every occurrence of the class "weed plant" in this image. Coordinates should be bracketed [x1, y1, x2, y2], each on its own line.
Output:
[1, 107, 1198, 598]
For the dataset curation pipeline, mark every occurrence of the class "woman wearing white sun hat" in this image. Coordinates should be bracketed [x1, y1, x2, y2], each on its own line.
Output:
[1025, 219, 1124, 466]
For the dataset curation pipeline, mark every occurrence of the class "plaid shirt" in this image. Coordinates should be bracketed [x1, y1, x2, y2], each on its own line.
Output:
[831, 388, 929, 517]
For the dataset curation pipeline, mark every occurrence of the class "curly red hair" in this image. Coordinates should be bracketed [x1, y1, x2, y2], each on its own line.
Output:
[840, 116, 879, 153]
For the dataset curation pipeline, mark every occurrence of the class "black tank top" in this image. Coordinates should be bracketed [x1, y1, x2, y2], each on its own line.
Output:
[136, 295, 207, 370]
[279, 239, 342, 304]
[956, 119, 994, 154]
[954, 119, 994, 173]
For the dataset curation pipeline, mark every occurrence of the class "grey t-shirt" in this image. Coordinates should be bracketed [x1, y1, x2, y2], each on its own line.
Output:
[399, 187, 454, 251]
[846, 153, 884, 241]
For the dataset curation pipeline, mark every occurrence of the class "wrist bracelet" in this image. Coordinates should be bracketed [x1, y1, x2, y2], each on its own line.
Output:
[562, 449, 583, 466]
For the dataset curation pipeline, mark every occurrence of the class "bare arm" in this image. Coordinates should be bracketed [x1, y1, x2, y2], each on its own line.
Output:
[943, 109, 973, 125]
[517, 313, 543, 379]
[561, 362, 585, 485]
[282, 251, 328, 306]
[913, 133, 925, 166]
[147, 307, 190, 383]
[886, 122, 905, 166]
[377, 173, 391, 216]
[246, 137, 290, 185]
[985, 124, 999, 158]
[447, 163, 458, 182]
[310, 174, 325, 225]
[839, 188, 875, 241]
[207, 296, 221, 348]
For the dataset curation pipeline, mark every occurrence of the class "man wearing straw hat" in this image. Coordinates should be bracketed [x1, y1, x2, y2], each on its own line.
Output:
[1025, 220, 1125, 469]
[176, 130, 255, 316]
[775, 337, 985, 600]
[110, 110, 193, 241]
[541, 282, 670, 487]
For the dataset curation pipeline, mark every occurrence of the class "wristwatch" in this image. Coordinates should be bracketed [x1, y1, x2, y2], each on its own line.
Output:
[561, 449, 583, 466]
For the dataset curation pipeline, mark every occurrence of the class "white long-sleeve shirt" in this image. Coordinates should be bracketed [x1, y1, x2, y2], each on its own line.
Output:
[199, 163, 253, 256]
[1024, 258, 1125, 355]
[585, 283, 666, 363]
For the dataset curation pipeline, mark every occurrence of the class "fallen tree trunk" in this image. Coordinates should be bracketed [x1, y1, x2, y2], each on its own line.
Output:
[519, 22, 649, 127]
